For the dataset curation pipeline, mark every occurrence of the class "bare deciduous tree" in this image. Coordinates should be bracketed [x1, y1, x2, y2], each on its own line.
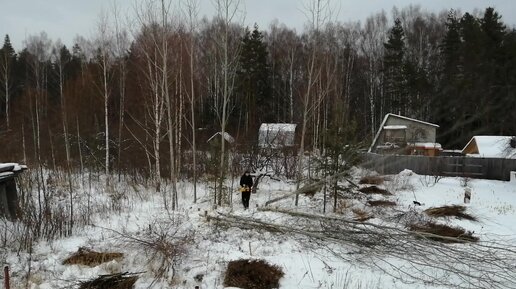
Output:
[213, 0, 243, 207]
[182, 0, 200, 203]
[94, 10, 115, 186]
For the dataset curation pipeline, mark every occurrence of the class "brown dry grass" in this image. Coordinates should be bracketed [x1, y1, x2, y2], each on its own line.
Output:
[424, 205, 477, 221]
[368, 200, 397, 207]
[352, 208, 373, 222]
[63, 247, 123, 267]
[409, 221, 479, 243]
[359, 175, 386, 185]
[224, 259, 284, 289]
[358, 186, 392, 195]
[79, 273, 138, 289]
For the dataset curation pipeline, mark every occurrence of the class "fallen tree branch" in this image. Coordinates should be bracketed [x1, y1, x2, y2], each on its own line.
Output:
[257, 207, 477, 244]
[264, 171, 358, 206]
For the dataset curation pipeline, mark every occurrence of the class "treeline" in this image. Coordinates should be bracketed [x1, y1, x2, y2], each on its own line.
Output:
[0, 3, 515, 177]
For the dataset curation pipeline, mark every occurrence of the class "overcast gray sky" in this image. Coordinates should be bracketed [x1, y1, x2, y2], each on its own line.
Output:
[1, 0, 514, 51]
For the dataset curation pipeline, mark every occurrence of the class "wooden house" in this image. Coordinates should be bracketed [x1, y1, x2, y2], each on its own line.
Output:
[368, 113, 441, 156]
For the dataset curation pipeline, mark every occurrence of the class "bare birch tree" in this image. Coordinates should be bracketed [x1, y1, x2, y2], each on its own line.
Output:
[25, 32, 52, 236]
[0, 35, 15, 130]
[131, 0, 180, 209]
[296, 0, 333, 205]
[182, 0, 200, 203]
[52, 42, 75, 233]
[213, 0, 243, 206]
[112, 1, 131, 178]
[94, 10, 115, 186]
[360, 12, 388, 138]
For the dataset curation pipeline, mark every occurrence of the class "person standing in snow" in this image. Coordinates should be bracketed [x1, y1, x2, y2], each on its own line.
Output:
[239, 170, 253, 209]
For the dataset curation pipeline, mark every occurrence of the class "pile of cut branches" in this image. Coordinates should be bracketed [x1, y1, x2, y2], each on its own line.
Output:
[79, 272, 139, 289]
[424, 205, 477, 221]
[409, 221, 478, 243]
[368, 200, 396, 207]
[207, 208, 516, 289]
[358, 186, 391, 195]
[224, 259, 284, 289]
[63, 247, 123, 266]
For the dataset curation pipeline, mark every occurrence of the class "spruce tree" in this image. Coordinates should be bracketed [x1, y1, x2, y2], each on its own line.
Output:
[383, 18, 407, 115]
[479, 8, 507, 134]
[236, 24, 271, 136]
[436, 10, 463, 147]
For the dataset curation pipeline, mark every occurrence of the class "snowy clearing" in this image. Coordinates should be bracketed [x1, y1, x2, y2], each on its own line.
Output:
[2, 169, 516, 289]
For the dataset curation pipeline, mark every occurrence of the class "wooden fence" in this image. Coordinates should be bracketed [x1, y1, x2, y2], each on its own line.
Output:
[361, 153, 516, 181]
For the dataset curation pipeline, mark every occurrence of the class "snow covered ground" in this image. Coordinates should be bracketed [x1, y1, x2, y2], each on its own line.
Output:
[2, 168, 516, 289]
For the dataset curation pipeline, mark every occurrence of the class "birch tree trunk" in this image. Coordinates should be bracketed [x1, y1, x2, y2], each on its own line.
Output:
[0, 52, 11, 129]
[296, 0, 332, 205]
[183, 0, 199, 203]
[112, 2, 130, 179]
[214, 0, 242, 207]
[95, 11, 113, 187]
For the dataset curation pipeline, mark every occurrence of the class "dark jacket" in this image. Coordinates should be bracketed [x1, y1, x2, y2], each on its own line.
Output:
[240, 173, 253, 188]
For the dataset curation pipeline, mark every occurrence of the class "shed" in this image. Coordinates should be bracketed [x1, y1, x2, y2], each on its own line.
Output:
[0, 163, 27, 220]
[462, 136, 516, 158]
[369, 113, 441, 156]
[207, 131, 235, 146]
[258, 123, 297, 148]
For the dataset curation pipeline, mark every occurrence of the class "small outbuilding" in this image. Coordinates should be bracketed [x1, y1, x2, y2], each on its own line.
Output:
[207, 131, 235, 146]
[462, 136, 516, 158]
[258, 123, 297, 149]
[0, 163, 27, 220]
[369, 113, 441, 156]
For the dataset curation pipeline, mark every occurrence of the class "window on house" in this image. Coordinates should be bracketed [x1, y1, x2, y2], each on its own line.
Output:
[385, 129, 406, 143]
